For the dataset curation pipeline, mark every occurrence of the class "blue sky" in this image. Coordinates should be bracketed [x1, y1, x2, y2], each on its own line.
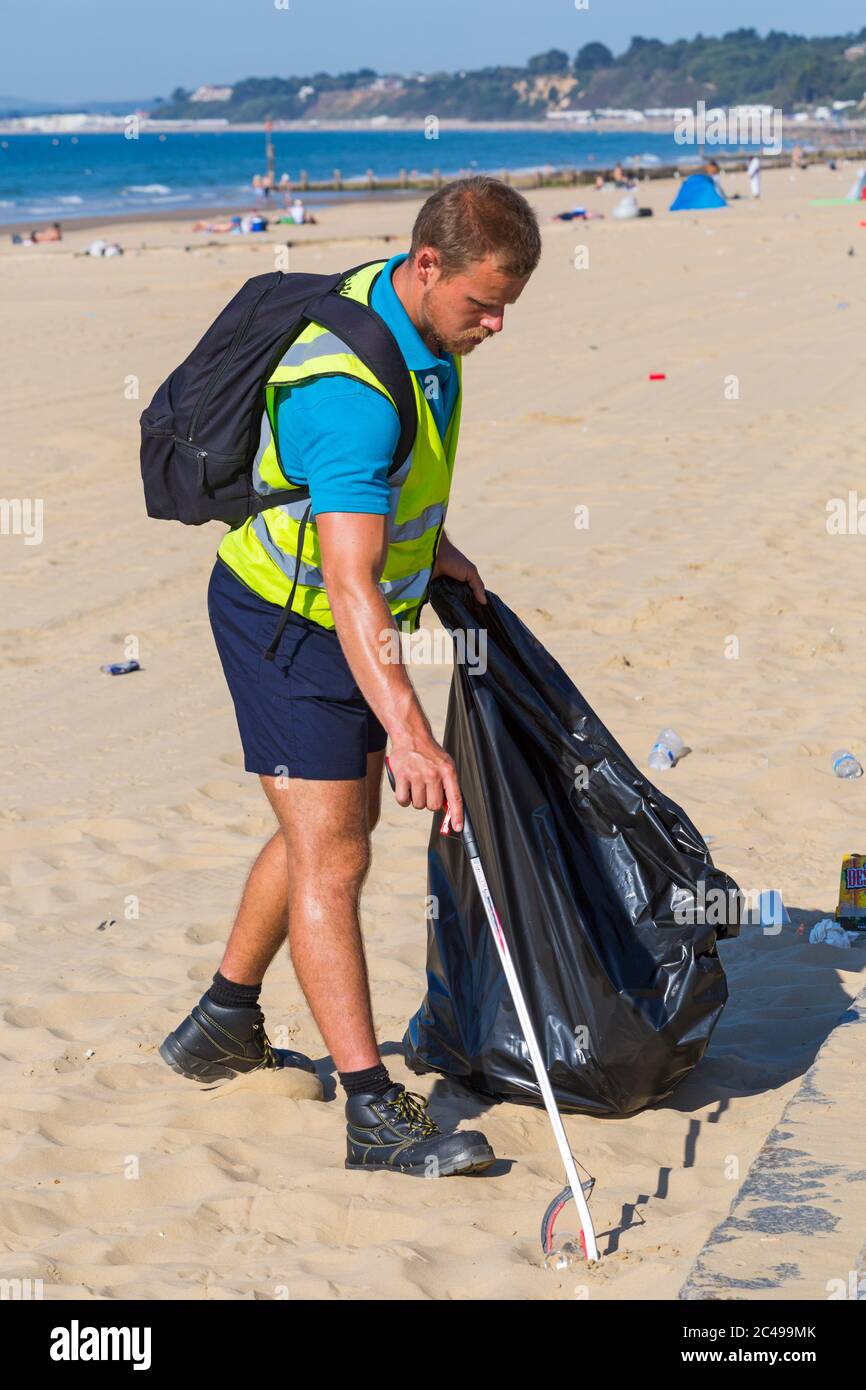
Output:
[4, 0, 866, 103]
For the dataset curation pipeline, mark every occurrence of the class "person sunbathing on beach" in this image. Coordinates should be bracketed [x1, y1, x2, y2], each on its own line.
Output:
[192, 217, 237, 233]
[192, 213, 270, 234]
[551, 206, 603, 222]
[12, 221, 62, 245]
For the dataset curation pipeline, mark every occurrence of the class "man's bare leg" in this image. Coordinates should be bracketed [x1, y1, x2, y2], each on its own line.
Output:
[178, 747, 493, 1171]
[260, 749, 385, 1072]
[218, 829, 289, 986]
[218, 750, 384, 989]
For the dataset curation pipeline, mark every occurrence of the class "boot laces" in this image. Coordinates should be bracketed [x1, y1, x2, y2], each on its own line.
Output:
[252, 1016, 279, 1069]
[390, 1089, 439, 1137]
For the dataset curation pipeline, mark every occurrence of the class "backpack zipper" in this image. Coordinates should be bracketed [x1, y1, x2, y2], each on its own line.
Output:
[187, 273, 282, 444]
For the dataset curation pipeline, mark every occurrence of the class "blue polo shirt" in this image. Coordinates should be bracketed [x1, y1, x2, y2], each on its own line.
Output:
[273, 253, 458, 518]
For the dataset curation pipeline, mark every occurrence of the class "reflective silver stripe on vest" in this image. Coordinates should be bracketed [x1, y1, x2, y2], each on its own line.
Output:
[252, 514, 325, 587]
[252, 513, 430, 604]
[277, 330, 351, 369]
[388, 500, 444, 543]
[380, 567, 432, 602]
[251, 411, 279, 495]
[275, 495, 316, 522]
[387, 450, 414, 490]
[252, 410, 311, 501]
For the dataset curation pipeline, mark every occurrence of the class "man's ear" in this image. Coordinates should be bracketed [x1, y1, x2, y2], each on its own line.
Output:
[414, 246, 443, 284]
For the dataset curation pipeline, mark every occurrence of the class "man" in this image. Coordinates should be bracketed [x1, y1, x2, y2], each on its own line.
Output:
[161, 176, 541, 1176]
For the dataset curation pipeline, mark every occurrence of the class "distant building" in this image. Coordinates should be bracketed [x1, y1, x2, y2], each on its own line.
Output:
[730, 104, 775, 116]
[367, 76, 404, 93]
[4, 112, 231, 132]
[297, 85, 315, 102]
[843, 44, 866, 61]
[595, 108, 646, 122]
[189, 85, 233, 103]
[546, 109, 593, 122]
[11, 113, 91, 131]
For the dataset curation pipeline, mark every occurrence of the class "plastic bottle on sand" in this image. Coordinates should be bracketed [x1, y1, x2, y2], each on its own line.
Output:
[832, 749, 863, 779]
[543, 1236, 585, 1272]
[648, 728, 685, 771]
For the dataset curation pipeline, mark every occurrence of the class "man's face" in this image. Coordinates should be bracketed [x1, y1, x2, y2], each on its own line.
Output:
[418, 251, 530, 356]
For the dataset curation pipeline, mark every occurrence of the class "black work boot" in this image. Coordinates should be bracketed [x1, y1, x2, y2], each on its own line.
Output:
[160, 993, 316, 1084]
[345, 1083, 495, 1177]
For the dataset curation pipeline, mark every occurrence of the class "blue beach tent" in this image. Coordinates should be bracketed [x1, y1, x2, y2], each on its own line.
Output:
[670, 173, 727, 211]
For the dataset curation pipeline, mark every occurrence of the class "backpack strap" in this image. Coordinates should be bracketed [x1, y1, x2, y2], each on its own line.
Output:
[262, 501, 312, 661]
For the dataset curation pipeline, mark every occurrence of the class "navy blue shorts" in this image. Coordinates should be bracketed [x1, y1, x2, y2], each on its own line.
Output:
[208, 559, 387, 780]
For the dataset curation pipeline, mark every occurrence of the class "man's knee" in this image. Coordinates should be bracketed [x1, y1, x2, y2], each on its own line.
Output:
[334, 830, 372, 885]
[260, 772, 373, 887]
[290, 826, 371, 892]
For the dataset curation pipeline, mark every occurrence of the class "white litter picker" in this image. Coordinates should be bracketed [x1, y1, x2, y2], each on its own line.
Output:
[386, 758, 599, 1264]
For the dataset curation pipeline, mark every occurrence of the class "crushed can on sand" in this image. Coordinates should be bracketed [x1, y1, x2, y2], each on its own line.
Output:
[835, 853, 866, 930]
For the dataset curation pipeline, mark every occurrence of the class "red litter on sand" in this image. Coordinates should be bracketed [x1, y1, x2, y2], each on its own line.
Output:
[649, 372, 667, 381]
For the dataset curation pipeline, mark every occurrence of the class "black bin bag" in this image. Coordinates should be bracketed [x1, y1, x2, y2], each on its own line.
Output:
[403, 578, 741, 1117]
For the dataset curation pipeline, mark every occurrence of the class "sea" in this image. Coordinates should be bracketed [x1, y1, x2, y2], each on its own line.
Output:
[0, 127, 795, 227]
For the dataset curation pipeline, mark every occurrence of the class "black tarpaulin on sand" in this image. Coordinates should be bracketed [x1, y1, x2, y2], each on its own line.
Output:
[403, 579, 740, 1117]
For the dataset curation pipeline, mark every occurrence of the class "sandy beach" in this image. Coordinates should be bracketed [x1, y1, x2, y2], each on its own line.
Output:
[2, 159, 865, 1300]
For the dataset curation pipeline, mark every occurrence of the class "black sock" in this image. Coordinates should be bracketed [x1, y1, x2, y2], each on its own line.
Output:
[207, 970, 262, 1011]
[339, 1062, 393, 1098]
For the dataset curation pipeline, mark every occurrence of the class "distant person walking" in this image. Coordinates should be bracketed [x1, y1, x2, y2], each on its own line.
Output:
[704, 158, 727, 200]
[748, 154, 761, 198]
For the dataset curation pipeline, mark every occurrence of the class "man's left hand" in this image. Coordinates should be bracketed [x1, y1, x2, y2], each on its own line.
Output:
[432, 533, 487, 604]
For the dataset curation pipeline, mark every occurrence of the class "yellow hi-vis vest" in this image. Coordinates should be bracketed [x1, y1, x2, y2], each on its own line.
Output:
[217, 260, 462, 633]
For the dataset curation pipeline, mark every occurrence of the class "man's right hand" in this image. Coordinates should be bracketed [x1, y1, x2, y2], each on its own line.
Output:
[387, 741, 463, 831]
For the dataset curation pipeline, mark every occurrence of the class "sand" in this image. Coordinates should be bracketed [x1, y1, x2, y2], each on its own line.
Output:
[1, 160, 865, 1300]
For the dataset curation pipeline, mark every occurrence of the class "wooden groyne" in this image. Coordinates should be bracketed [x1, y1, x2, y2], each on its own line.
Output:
[274, 144, 866, 196]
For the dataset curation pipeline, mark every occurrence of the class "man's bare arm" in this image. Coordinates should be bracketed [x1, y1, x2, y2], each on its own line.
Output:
[316, 511, 463, 829]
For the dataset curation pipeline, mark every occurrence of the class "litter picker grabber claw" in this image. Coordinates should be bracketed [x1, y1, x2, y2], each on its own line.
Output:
[385, 757, 599, 1264]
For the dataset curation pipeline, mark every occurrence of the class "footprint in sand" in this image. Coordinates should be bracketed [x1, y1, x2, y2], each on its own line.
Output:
[184, 922, 228, 946]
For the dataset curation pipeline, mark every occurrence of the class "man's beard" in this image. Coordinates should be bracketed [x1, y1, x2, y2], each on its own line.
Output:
[424, 295, 491, 356]
[449, 327, 491, 356]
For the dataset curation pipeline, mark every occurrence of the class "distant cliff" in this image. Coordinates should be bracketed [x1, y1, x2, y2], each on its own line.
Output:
[155, 29, 866, 123]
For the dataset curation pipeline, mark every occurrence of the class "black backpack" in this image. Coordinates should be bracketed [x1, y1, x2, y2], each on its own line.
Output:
[139, 259, 417, 528]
